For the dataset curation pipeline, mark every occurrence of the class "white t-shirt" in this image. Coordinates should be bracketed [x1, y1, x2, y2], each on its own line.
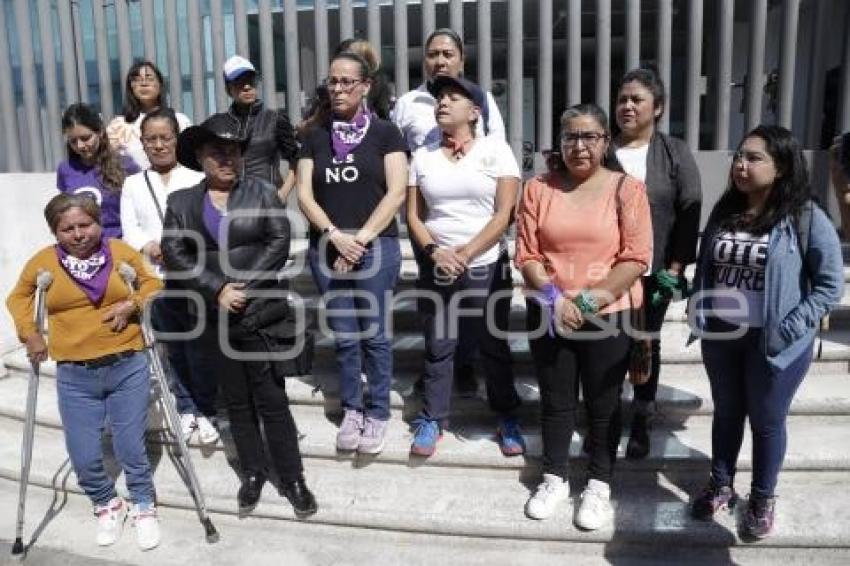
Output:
[120, 165, 205, 252]
[710, 231, 769, 326]
[615, 144, 650, 183]
[408, 135, 519, 268]
[107, 111, 192, 169]
[392, 83, 506, 152]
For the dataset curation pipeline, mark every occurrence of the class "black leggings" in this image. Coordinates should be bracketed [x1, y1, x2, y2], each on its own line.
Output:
[632, 274, 672, 403]
[527, 302, 630, 483]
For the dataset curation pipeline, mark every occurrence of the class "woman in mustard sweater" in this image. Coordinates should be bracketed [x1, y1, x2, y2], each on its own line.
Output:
[6, 194, 162, 551]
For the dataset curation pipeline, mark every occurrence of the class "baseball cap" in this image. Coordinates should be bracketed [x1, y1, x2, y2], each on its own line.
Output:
[223, 55, 257, 82]
[427, 75, 486, 109]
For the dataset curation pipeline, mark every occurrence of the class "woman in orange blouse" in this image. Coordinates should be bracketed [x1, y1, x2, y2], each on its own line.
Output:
[515, 104, 652, 531]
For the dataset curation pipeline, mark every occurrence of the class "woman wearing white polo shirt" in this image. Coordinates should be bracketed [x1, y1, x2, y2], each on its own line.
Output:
[406, 75, 523, 458]
[119, 108, 218, 445]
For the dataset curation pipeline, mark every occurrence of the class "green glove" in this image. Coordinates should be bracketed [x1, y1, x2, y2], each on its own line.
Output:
[650, 270, 685, 307]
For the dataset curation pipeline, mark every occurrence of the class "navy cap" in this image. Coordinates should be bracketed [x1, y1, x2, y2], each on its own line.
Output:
[427, 75, 486, 109]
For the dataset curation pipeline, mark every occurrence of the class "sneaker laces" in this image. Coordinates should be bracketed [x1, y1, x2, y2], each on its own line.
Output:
[95, 499, 123, 519]
[581, 487, 608, 514]
[534, 479, 562, 503]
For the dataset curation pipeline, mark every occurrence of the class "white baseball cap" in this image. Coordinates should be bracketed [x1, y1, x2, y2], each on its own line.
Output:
[223, 55, 256, 82]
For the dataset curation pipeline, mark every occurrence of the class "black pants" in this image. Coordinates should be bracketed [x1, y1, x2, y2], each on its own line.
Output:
[214, 333, 304, 483]
[417, 253, 521, 422]
[632, 275, 672, 404]
[527, 302, 630, 483]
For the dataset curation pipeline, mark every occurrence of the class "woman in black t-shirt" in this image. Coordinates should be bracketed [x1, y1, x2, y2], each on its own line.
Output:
[297, 52, 408, 456]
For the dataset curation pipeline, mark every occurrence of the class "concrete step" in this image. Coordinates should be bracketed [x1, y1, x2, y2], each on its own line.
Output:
[1, 375, 848, 473]
[1, 416, 849, 550]
[5, 350, 850, 419]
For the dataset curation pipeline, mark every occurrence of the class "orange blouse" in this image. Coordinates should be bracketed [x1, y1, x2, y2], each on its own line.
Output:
[514, 172, 653, 314]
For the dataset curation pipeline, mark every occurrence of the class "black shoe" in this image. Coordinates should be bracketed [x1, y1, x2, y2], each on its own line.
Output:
[238, 473, 266, 510]
[454, 364, 478, 398]
[281, 477, 318, 519]
[625, 413, 650, 459]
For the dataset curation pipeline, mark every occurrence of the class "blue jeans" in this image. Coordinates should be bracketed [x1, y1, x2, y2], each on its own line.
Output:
[309, 236, 400, 420]
[417, 254, 520, 423]
[56, 352, 155, 506]
[150, 294, 217, 417]
[701, 320, 812, 499]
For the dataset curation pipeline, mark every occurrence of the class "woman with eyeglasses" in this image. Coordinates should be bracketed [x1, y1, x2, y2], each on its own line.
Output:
[606, 65, 703, 460]
[58, 103, 141, 240]
[119, 108, 219, 445]
[107, 61, 192, 169]
[217, 55, 298, 202]
[297, 51, 407, 455]
[516, 104, 651, 530]
[688, 125, 842, 538]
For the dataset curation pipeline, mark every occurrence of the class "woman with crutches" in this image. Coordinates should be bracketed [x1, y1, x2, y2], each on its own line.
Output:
[6, 194, 163, 551]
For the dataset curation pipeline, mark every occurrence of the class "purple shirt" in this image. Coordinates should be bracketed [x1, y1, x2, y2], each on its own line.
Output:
[203, 192, 225, 245]
[56, 155, 140, 239]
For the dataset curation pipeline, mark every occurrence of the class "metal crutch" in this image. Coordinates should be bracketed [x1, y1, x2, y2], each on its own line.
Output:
[12, 270, 53, 558]
[117, 262, 219, 543]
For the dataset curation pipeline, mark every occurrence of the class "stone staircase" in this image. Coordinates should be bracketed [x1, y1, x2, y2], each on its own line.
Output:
[2, 238, 850, 563]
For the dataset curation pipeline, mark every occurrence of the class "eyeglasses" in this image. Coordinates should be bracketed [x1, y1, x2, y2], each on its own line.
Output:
[732, 150, 771, 165]
[560, 131, 608, 147]
[325, 77, 364, 91]
[141, 135, 177, 146]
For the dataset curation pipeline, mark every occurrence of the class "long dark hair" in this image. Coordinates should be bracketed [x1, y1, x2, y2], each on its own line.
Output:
[122, 60, 166, 123]
[711, 125, 811, 235]
[61, 103, 127, 192]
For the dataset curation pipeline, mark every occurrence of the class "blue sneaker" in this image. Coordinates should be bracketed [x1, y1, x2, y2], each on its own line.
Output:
[497, 416, 526, 456]
[410, 418, 441, 457]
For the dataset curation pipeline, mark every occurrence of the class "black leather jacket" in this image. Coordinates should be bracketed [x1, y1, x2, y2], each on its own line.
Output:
[221, 101, 297, 188]
[161, 176, 290, 315]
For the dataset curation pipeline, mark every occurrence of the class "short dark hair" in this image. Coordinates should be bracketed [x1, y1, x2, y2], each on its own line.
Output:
[44, 193, 101, 234]
[140, 107, 180, 138]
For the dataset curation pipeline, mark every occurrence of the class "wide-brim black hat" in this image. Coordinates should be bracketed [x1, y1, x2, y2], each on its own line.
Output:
[177, 113, 249, 171]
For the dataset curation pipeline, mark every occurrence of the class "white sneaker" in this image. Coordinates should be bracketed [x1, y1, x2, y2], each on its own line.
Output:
[525, 474, 569, 520]
[197, 416, 220, 445]
[575, 479, 613, 530]
[131, 503, 161, 551]
[179, 413, 197, 441]
[94, 497, 127, 546]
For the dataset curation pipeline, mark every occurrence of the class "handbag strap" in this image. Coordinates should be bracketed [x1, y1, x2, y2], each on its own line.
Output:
[143, 171, 165, 223]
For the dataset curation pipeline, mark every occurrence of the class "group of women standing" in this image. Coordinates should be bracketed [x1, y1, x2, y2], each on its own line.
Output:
[6, 27, 844, 551]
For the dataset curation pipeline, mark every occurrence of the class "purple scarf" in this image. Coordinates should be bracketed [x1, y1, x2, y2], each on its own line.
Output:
[56, 238, 113, 305]
[331, 107, 373, 161]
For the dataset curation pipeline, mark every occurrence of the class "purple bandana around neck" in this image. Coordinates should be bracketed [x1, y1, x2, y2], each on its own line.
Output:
[56, 238, 113, 305]
[331, 107, 373, 161]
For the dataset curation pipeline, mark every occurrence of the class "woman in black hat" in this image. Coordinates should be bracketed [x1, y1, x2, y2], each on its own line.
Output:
[161, 115, 317, 518]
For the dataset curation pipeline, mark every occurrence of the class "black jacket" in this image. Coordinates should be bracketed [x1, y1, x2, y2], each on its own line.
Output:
[221, 101, 298, 188]
[607, 132, 702, 272]
[161, 176, 290, 317]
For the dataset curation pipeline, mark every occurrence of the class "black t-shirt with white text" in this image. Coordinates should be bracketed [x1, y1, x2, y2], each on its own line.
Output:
[299, 119, 407, 239]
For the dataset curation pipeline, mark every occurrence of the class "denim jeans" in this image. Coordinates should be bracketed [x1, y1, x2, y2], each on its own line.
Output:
[416, 253, 520, 423]
[701, 319, 812, 499]
[56, 352, 155, 506]
[150, 293, 218, 417]
[309, 236, 401, 420]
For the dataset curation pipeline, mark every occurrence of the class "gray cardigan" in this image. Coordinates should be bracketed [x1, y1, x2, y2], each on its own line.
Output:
[607, 132, 703, 273]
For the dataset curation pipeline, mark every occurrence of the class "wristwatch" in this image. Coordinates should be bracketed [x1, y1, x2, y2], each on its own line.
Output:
[423, 243, 439, 257]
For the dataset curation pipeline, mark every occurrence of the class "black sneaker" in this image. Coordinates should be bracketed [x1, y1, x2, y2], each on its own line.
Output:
[691, 481, 738, 520]
[626, 413, 650, 459]
[454, 364, 478, 398]
[742, 495, 775, 538]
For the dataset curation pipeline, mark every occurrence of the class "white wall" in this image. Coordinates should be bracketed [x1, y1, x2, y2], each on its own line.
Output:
[0, 174, 58, 352]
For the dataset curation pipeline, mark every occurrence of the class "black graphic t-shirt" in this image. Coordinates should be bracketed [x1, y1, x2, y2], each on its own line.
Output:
[299, 119, 407, 238]
[709, 230, 770, 326]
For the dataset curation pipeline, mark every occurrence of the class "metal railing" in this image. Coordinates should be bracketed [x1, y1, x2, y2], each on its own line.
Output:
[0, 0, 849, 172]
